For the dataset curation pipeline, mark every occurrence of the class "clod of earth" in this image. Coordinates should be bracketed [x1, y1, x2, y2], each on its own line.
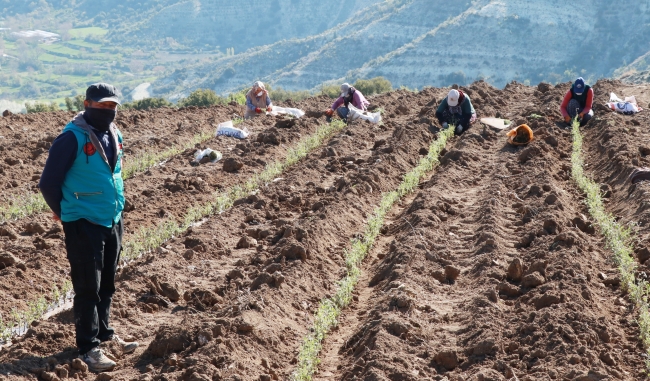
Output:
[507, 258, 523, 281]
[148, 325, 195, 357]
[223, 157, 244, 172]
[0, 252, 20, 268]
[237, 236, 257, 249]
[521, 273, 545, 288]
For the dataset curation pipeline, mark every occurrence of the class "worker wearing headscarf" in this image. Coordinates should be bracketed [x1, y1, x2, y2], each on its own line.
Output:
[326, 83, 370, 122]
[245, 81, 273, 119]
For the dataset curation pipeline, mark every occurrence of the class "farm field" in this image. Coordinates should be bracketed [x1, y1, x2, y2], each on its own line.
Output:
[0, 81, 650, 381]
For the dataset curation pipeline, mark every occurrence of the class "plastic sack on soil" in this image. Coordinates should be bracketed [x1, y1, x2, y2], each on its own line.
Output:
[506, 124, 533, 146]
[216, 121, 250, 139]
[607, 93, 643, 115]
[348, 104, 382, 124]
[268, 106, 305, 118]
[194, 148, 223, 164]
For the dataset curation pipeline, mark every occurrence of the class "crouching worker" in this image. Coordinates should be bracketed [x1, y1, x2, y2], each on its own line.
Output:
[560, 77, 593, 126]
[39, 83, 138, 373]
[436, 89, 477, 135]
[245, 81, 273, 119]
[325, 83, 370, 122]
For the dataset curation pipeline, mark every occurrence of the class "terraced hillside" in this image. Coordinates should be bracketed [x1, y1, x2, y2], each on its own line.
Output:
[155, 0, 650, 97]
[0, 81, 650, 381]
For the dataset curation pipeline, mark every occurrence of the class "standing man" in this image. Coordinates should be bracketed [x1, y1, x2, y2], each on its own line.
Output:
[39, 83, 138, 373]
[435, 89, 477, 135]
[326, 83, 370, 122]
[560, 77, 594, 126]
[245, 81, 273, 119]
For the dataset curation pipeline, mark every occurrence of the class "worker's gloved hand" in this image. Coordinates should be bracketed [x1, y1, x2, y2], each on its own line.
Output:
[52, 212, 61, 222]
[325, 109, 334, 117]
[564, 116, 571, 123]
[442, 122, 448, 129]
[455, 125, 463, 135]
[255, 107, 262, 114]
[579, 112, 585, 119]
[267, 106, 273, 112]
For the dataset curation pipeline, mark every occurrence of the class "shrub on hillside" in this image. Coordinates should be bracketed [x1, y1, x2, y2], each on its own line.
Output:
[26, 102, 59, 113]
[178, 89, 222, 107]
[320, 84, 341, 99]
[64, 95, 85, 112]
[122, 97, 172, 110]
[353, 77, 392, 96]
[269, 87, 312, 102]
[319, 77, 393, 99]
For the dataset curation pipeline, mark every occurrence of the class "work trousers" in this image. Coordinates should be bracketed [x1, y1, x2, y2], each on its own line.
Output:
[62, 217, 123, 355]
[566, 99, 594, 126]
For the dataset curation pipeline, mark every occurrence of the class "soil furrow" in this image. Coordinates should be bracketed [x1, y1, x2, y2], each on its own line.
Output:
[0, 98, 335, 325]
[0, 89, 440, 380]
[313, 83, 646, 380]
[579, 80, 650, 276]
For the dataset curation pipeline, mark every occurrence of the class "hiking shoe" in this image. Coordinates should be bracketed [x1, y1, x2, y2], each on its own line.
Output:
[111, 334, 139, 354]
[80, 347, 116, 373]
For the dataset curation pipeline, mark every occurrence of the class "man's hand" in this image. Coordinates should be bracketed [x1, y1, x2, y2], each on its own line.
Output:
[325, 109, 334, 117]
[52, 212, 61, 222]
[267, 106, 273, 112]
[564, 116, 571, 123]
[255, 107, 262, 114]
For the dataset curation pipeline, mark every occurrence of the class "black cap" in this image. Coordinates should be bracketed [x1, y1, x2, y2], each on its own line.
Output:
[86, 83, 121, 105]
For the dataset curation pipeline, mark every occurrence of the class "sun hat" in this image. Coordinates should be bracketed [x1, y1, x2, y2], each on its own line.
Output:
[340, 83, 351, 98]
[447, 89, 460, 106]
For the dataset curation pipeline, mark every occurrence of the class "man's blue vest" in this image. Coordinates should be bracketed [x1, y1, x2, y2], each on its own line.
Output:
[60, 122, 124, 227]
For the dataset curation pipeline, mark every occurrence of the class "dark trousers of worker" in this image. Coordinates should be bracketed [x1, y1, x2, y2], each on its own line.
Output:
[435, 110, 472, 135]
[337, 106, 350, 121]
[566, 99, 593, 126]
[62, 217, 122, 355]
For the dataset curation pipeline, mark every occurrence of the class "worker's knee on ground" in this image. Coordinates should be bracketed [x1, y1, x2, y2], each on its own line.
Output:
[337, 107, 349, 120]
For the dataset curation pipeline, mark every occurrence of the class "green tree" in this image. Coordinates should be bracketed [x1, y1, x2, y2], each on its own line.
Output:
[64, 97, 74, 112]
[26, 101, 59, 113]
[353, 77, 392, 96]
[121, 97, 172, 110]
[73, 95, 84, 111]
[177, 89, 223, 107]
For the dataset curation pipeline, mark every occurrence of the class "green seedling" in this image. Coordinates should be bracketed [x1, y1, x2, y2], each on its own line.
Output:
[570, 117, 650, 371]
[292, 126, 455, 381]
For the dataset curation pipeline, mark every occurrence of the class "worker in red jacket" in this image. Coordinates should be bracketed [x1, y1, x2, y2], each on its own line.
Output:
[560, 77, 593, 126]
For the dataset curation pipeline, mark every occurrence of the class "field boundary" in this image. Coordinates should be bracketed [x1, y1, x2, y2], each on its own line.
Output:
[291, 126, 455, 380]
[570, 118, 650, 370]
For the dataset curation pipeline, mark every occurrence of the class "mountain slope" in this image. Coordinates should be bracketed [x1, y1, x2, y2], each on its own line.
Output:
[152, 0, 650, 97]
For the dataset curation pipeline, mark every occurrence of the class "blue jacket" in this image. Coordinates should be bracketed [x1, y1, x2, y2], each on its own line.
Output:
[40, 113, 124, 227]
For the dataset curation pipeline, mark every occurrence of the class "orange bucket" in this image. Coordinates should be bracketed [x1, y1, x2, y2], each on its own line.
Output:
[507, 124, 534, 146]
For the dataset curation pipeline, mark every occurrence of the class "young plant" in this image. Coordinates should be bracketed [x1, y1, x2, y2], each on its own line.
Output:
[570, 117, 650, 371]
[292, 126, 455, 380]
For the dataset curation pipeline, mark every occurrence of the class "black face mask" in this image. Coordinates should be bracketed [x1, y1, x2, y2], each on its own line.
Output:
[84, 107, 116, 132]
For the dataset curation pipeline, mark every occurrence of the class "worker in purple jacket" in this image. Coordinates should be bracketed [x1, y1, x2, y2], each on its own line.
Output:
[326, 83, 370, 122]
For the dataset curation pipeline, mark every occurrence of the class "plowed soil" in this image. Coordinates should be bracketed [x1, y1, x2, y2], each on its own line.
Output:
[1, 81, 649, 381]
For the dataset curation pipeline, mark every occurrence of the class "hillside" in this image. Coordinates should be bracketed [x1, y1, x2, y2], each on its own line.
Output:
[1, 0, 650, 105]
[152, 0, 650, 98]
